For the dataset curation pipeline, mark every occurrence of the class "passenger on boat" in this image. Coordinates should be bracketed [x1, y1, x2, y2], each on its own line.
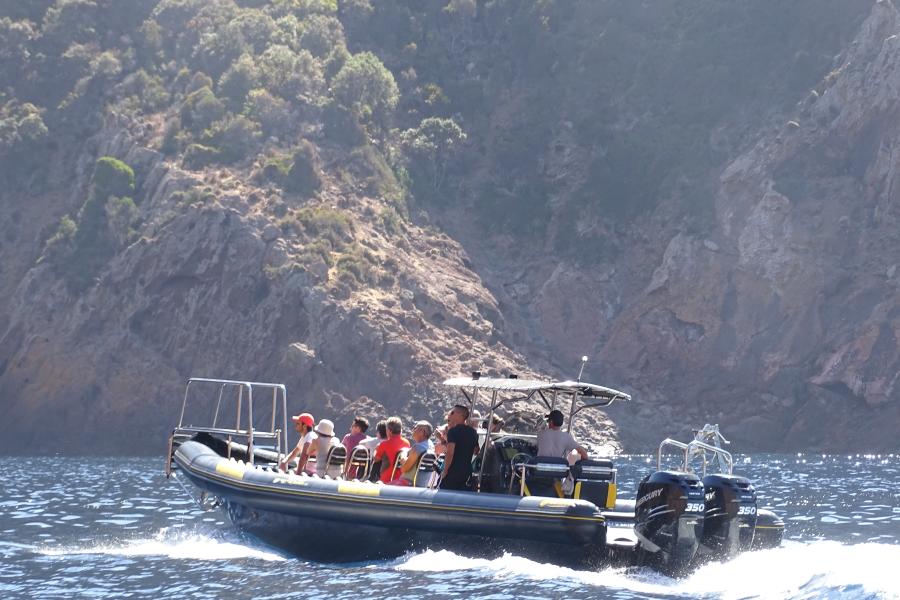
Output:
[279, 413, 316, 474]
[342, 416, 370, 478]
[341, 416, 369, 453]
[312, 419, 341, 477]
[440, 405, 479, 491]
[537, 409, 588, 463]
[486, 415, 505, 434]
[468, 409, 483, 429]
[361, 420, 387, 453]
[373, 417, 410, 483]
[388, 420, 435, 486]
[433, 424, 448, 456]
[362, 420, 388, 481]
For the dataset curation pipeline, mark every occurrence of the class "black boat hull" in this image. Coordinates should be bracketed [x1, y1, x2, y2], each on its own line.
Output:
[173, 440, 608, 565]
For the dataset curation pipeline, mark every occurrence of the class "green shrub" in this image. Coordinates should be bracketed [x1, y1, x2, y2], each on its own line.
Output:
[170, 187, 216, 205]
[218, 54, 260, 108]
[344, 144, 403, 203]
[41, 215, 77, 262]
[180, 86, 225, 133]
[201, 114, 262, 163]
[183, 143, 221, 169]
[257, 44, 325, 102]
[378, 207, 403, 236]
[298, 14, 344, 58]
[323, 101, 365, 146]
[244, 88, 292, 136]
[92, 157, 135, 199]
[286, 140, 322, 196]
[186, 71, 214, 94]
[292, 206, 352, 248]
[105, 195, 139, 246]
[257, 153, 292, 186]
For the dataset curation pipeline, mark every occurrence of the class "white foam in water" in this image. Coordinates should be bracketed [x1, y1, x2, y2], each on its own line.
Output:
[394, 541, 900, 599]
[38, 528, 285, 562]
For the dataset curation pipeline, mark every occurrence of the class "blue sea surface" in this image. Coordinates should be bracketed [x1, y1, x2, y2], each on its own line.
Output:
[1, 454, 898, 599]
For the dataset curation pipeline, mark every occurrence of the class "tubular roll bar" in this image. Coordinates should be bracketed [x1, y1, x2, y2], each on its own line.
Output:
[174, 377, 289, 466]
[657, 438, 733, 476]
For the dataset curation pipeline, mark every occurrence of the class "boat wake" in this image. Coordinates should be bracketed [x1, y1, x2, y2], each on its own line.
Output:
[395, 540, 900, 599]
[36, 527, 286, 562]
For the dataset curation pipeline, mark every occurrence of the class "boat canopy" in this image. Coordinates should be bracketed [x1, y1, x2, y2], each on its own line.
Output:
[443, 377, 631, 403]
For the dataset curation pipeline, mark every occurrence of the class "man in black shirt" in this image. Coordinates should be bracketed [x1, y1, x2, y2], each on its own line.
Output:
[439, 404, 479, 491]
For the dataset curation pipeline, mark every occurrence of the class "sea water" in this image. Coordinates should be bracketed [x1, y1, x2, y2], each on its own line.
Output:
[1, 455, 898, 599]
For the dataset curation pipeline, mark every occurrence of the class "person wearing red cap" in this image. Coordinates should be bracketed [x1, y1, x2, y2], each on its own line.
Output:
[280, 413, 316, 474]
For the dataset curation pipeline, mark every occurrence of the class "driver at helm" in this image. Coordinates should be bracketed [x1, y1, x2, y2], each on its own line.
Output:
[537, 409, 588, 464]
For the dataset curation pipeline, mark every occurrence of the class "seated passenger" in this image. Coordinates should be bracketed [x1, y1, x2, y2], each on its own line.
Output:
[440, 405, 479, 491]
[341, 416, 370, 453]
[279, 413, 316, 475]
[312, 418, 342, 477]
[361, 420, 388, 481]
[342, 416, 370, 478]
[373, 416, 410, 483]
[468, 409, 483, 429]
[361, 419, 387, 453]
[537, 409, 588, 464]
[388, 420, 435, 486]
[433, 424, 448, 456]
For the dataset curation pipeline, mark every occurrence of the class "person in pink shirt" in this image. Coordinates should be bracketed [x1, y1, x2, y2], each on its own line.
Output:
[341, 416, 369, 453]
[341, 416, 369, 478]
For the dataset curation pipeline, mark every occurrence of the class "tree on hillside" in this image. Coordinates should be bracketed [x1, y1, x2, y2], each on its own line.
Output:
[399, 117, 466, 193]
[331, 51, 398, 134]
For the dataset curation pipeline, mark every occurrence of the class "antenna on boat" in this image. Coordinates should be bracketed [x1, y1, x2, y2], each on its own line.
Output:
[577, 355, 588, 382]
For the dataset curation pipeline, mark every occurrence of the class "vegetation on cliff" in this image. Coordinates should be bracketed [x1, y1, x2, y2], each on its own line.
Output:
[2, 0, 895, 453]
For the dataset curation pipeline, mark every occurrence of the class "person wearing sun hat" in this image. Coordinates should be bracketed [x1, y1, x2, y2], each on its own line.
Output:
[280, 412, 316, 474]
[311, 418, 341, 476]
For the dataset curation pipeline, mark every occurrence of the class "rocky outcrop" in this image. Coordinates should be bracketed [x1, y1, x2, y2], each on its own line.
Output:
[0, 114, 627, 455]
[472, 1, 900, 451]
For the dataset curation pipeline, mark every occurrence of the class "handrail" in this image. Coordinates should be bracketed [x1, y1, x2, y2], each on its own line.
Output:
[657, 438, 689, 472]
[175, 378, 289, 466]
[686, 440, 733, 475]
[656, 437, 733, 476]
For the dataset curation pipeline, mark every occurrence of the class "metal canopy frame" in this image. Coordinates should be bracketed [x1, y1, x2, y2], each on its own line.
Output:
[442, 376, 631, 492]
[171, 377, 289, 468]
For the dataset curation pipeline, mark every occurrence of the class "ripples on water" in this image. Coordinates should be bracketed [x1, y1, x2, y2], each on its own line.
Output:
[0, 455, 898, 599]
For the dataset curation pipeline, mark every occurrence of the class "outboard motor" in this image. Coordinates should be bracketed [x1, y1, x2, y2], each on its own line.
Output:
[634, 471, 705, 574]
[700, 474, 757, 560]
[752, 508, 785, 549]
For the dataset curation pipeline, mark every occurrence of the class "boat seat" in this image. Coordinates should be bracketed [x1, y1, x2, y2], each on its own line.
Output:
[347, 445, 371, 480]
[412, 452, 439, 488]
[522, 456, 569, 498]
[324, 445, 347, 479]
[386, 449, 408, 483]
[570, 459, 617, 508]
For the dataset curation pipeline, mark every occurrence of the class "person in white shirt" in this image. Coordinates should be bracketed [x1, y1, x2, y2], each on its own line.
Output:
[536, 409, 588, 462]
[280, 413, 317, 474]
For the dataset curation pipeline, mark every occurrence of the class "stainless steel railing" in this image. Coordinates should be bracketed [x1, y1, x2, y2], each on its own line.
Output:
[166, 378, 289, 476]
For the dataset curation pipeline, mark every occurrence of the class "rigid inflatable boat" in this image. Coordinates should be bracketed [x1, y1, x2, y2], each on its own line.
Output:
[166, 375, 783, 573]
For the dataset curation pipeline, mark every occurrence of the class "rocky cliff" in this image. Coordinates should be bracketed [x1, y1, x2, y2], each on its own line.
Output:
[1, 1, 897, 454]
[450, 0, 900, 451]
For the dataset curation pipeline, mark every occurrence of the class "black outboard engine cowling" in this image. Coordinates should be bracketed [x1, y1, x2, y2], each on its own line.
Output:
[700, 474, 757, 561]
[634, 471, 705, 574]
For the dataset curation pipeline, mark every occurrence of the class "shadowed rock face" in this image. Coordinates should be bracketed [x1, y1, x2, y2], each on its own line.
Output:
[469, 1, 900, 452]
[1, 3, 898, 455]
